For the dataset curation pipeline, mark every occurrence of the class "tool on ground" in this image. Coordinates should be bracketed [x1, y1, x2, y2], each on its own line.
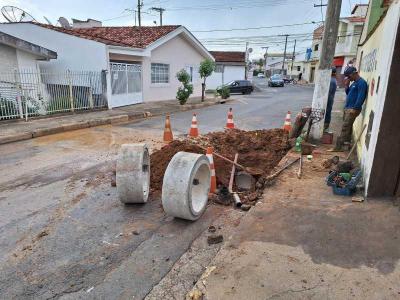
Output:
[206, 147, 217, 193]
[228, 153, 239, 193]
[163, 115, 173, 143]
[297, 154, 303, 179]
[305, 108, 325, 141]
[188, 113, 199, 137]
[265, 157, 301, 181]
[226, 107, 235, 129]
[283, 111, 292, 133]
[346, 124, 367, 160]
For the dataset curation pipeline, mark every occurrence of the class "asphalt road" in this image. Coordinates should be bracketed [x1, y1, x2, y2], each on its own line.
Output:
[0, 82, 313, 299]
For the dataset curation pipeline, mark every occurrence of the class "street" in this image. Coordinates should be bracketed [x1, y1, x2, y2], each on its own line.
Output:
[0, 83, 313, 299]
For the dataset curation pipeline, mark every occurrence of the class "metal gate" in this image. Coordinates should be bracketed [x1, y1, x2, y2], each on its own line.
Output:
[110, 62, 142, 107]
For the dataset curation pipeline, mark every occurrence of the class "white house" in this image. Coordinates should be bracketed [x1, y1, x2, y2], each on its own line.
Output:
[207, 51, 246, 89]
[0, 22, 214, 108]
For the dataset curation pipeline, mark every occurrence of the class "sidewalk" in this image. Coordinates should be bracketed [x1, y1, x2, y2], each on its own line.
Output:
[187, 94, 400, 299]
[0, 96, 227, 145]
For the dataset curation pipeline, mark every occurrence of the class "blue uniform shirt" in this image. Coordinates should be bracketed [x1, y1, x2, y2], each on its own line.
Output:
[345, 77, 368, 111]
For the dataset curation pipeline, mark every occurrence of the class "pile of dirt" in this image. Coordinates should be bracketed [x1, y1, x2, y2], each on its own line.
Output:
[150, 129, 290, 200]
[150, 140, 204, 193]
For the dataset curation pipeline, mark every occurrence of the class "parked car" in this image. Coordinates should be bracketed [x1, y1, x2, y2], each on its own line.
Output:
[257, 73, 266, 78]
[217, 80, 254, 94]
[268, 74, 285, 87]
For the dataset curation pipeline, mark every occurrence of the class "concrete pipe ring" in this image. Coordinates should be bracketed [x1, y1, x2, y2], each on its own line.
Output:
[117, 143, 150, 204]
[162, 152, 211, 221]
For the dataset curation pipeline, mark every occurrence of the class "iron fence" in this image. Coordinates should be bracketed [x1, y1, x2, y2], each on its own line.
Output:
[0, 70, 108, 121]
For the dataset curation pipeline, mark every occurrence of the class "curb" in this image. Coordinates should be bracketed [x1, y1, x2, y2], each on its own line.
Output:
[0, 99, 232, 146]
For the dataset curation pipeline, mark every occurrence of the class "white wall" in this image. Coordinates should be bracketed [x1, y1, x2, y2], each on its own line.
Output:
[208, 65, 245, 89]
[0, 44, 18, 73]
[0, 23, 108, 72]
[142, 34, 207, 102]
[356, 2, 400, 196]
[16, 49, 41, 72]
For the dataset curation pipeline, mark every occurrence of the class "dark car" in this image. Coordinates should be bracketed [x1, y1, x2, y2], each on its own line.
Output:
[217, 80, 254, 94]
[268, 74, 285, 87]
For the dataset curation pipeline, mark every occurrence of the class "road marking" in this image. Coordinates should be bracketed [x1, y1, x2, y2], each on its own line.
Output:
[236, 99, 249, 104]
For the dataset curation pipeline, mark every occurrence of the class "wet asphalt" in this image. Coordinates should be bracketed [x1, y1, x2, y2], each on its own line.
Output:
[0, 81, 313, 299]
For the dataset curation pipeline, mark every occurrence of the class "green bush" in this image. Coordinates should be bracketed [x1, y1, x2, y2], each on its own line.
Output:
[176, 69, 193, 105]
[217, 86, 230, 99]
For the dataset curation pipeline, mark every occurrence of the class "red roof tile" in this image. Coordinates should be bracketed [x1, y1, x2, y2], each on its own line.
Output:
[210, 51, 245, 63]
[32, 23, 181, 48]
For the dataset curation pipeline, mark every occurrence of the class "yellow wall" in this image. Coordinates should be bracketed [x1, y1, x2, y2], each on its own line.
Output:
[353, 21, 383, 159]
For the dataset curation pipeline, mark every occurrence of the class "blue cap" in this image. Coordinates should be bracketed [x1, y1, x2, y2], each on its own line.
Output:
[344, 66, 357, 76]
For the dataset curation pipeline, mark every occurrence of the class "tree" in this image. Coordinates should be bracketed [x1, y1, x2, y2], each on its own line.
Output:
[199, 59, 215, 102]
[176, 69, 193, 105]
[258, 58, 264, 71]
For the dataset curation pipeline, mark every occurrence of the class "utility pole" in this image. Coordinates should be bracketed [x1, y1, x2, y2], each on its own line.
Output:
[151, 7, 165, 25]
[281, 34, 289, 74]
[291, 40, 297, 74]
[245, 42, 249, 80]
[137, 0, 142, 27]
[310, 0, 342, 140]
[262, 46, 269, 76]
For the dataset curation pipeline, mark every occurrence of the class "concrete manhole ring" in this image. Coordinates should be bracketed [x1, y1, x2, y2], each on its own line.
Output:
[162, 152, 211, 221]
[116, 143, 150, 204]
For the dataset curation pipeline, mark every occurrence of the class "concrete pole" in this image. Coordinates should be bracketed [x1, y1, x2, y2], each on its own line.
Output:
[137, 0, 142, 27]
[281, 35, 289, 74]
[291, 40, 296, 75]
[262, 46, 269, 76]
[310, 0, 342, 140]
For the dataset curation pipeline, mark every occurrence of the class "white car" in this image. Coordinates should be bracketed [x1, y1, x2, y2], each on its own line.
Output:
[257, 73, 266, 78]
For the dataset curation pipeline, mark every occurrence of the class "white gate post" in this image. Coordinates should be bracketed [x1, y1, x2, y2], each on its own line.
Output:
[14, 70, 24, 119]
[67, 70, 75, 112]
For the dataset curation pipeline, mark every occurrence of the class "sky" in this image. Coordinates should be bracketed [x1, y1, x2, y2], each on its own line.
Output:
[0, 0, 368, 59]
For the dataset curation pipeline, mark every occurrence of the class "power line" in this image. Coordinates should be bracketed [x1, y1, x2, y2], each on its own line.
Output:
[191, 21, 321, 33]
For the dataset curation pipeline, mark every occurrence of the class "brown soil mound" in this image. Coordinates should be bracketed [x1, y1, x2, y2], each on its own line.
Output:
[150, 129, 290, 196]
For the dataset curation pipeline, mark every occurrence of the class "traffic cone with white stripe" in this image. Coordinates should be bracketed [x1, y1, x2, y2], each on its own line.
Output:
[226, 107, 235, 129]
[206, 146, 217, 194]
[283, 111, 292, 133]
[188, 113, 199, 137]
[163, 115, 173, 143]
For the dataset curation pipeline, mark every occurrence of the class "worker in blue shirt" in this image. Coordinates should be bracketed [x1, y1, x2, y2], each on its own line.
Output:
[335, 66, 368, 149]
[324, 67, 337, 131]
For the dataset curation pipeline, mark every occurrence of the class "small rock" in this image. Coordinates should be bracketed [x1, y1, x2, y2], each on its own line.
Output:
[132, 230, 140, 235]
[165, 257, 170, 261]
[208, 225, 217, 233]
[207, 234, 223, 245]
[241, 204, 251, 211]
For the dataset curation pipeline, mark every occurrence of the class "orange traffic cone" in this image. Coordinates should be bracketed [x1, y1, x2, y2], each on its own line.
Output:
[283, 111, 292, 133]
[206, 147, 217, 194]
[188, 113, 199, 137]
[226, 107, 235, 129]
[163, 115, 173, 143]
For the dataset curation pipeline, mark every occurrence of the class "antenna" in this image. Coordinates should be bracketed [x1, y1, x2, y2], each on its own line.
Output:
[43, 16, 53, 25]
[58, 17, 71, 29]
[1, 6, 37, 22]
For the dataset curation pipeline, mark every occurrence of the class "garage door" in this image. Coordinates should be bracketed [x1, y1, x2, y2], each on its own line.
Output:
[110, 62, 142, 107]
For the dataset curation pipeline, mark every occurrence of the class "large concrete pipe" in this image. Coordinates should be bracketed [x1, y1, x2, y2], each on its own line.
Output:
[162, 152, 211, 221]
[117, 143, 150, 204]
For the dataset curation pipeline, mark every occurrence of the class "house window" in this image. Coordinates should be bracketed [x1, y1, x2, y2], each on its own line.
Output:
[297, 66, 301, 71]
[215, 64, 224, 73]
[314, 44, 319, 51]
[151, 63, 169, 84]
[185, 66, 194, 82]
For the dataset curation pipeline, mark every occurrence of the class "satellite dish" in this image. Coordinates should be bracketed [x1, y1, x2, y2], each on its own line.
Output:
[1, 6, 37, 22]
[58, 17, 71, 29]
[43, 16, 53, 25]
[248, 48, 253, 53]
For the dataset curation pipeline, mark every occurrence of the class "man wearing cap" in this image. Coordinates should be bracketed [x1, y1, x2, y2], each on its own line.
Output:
[324, 67, 338, 131]
[336, 66, 368, 149]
